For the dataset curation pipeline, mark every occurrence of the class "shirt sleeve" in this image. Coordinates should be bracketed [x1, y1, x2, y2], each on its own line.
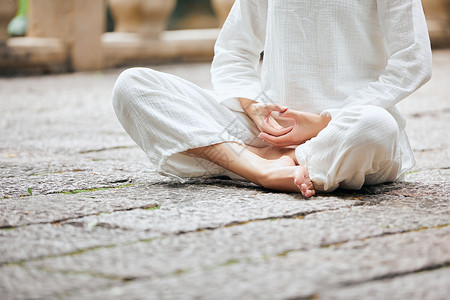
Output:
[210, 0, 268, 111]
[343, 0, 432, 109]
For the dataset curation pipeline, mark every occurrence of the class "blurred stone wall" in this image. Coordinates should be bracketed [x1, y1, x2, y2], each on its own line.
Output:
[1, 0, 449, 75]
[168, 0, 218, 30]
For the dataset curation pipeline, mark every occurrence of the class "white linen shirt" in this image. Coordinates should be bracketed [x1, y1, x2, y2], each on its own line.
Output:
[211, 0, 431, 113]
[210, 0, 432, 174]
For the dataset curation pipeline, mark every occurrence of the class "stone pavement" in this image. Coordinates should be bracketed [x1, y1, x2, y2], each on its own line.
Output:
[0, 50, 449, 300]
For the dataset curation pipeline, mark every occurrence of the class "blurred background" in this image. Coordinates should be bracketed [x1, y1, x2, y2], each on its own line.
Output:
[0, 0, 449, 75]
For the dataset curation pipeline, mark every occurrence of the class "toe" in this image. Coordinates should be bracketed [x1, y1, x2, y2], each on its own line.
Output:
[300, 183, 307, 192]
[294, 172, 305, 187]
[307, 189, 316, 198]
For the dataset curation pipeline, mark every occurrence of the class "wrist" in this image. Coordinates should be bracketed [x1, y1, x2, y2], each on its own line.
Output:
[238, 98, 257, 113]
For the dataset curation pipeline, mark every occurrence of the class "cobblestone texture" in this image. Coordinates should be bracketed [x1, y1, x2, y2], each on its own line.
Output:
[1, 50, 449, 299]
[63, 227, 450, 300]
[0, 265, 115, 300]
[322, 268, 450, 300]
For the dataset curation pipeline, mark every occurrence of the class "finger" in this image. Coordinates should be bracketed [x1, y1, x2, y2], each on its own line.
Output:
[264, 103, 288, 114]
[271, 112, 296, 128]
[255, 104, 288, 128]
[264, 114, 283, 129]
[266, 115, 284, 130]
[278, 109, 298, 119]
[264, 114, 293, 135]
[259, 131, 295, 147]
[261, 124, 293, 137]
[267, 116, 294, 134]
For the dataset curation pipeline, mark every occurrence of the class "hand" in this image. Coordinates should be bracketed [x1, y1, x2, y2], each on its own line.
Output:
[258, 109, 331, 147]
[239, 98, 293, 137]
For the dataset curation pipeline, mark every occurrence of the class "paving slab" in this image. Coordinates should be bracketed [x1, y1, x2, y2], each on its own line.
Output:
[405, 168, 450, 183]
[62, 182, 359, 232]
[405, 113, 450, 152]
[2, 183, 447, 267]
[0, 224, 158, 264]
[410, 148, 450, 171]
[0, 189, 159, 228]
[0, 159, 160, 198]
[63, 182, 450, 236]
[0, 264, 115, 300]
[64, 226, 450, 300]
[27, 202, 449, 280]
[322, 267, 450, 300]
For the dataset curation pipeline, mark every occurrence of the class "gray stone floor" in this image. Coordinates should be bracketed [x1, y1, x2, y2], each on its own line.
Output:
[1, 50, 449, 300]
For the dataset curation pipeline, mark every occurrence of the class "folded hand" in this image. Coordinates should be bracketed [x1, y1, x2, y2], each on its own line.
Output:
[239, 98, 294, 137]
[259, 109, 331, 147]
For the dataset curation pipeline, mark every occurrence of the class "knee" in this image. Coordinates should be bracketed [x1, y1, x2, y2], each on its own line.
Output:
[360, 105, 399, 143]
[342, 105, 399, 148]
[113, 68, 143, 108]
[112, 67, 161, 113]
[113, 67, 154, 98]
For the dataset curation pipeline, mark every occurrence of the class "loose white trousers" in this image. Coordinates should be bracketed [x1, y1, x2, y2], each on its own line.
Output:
[113, 67, 402, 192]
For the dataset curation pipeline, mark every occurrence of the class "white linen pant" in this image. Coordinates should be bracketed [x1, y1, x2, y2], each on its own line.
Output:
[112, 67, 402, 192]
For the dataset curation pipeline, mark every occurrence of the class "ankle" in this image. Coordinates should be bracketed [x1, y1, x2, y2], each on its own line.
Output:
[254, 160, 272, 186]
[256, 158, 291, 188]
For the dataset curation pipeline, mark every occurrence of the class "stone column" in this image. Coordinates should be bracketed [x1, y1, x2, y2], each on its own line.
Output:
[423, 0, 450, 48]
[72, 0, 104, 70]
[1, 0, 68, 74]
[0, 0, 17, 42]
[108, 0, 176, 38]
[27, 0, 104, 71]
[27, 0, 72, 41]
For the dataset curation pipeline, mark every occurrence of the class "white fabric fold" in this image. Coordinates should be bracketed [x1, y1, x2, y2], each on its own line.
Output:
[113, 0, 432, 191]
[211, 0, 431, 177]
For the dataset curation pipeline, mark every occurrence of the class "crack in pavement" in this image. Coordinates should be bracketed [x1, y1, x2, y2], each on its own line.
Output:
[0, 201, 159, 230]
[0, 235, 159, 268]
[60, 183, 134, 195]
[31, 169, 87, 176]
[13, 223, 449, 298]
[33, 263, 141, 282]
[408, 108, 450, 118]
[164, 223, 450, 280]
[0, 182, 136, 200]
[339, 261, 450, 287]
[287, 263, 450, 300]
[0, 208, 336, 266]
[79, 146, 137, 154]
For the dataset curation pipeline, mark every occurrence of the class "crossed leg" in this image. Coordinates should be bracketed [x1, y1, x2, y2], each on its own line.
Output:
[113, 67, 401, 196]
[113, 67, 321, 197]
[187, 142, 316, 197]
[185, 111, 331, 197]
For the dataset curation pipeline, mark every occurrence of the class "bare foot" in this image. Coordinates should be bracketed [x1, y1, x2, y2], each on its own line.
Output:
[258, 156, 316, 198]
[186, 142, 314, 197]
